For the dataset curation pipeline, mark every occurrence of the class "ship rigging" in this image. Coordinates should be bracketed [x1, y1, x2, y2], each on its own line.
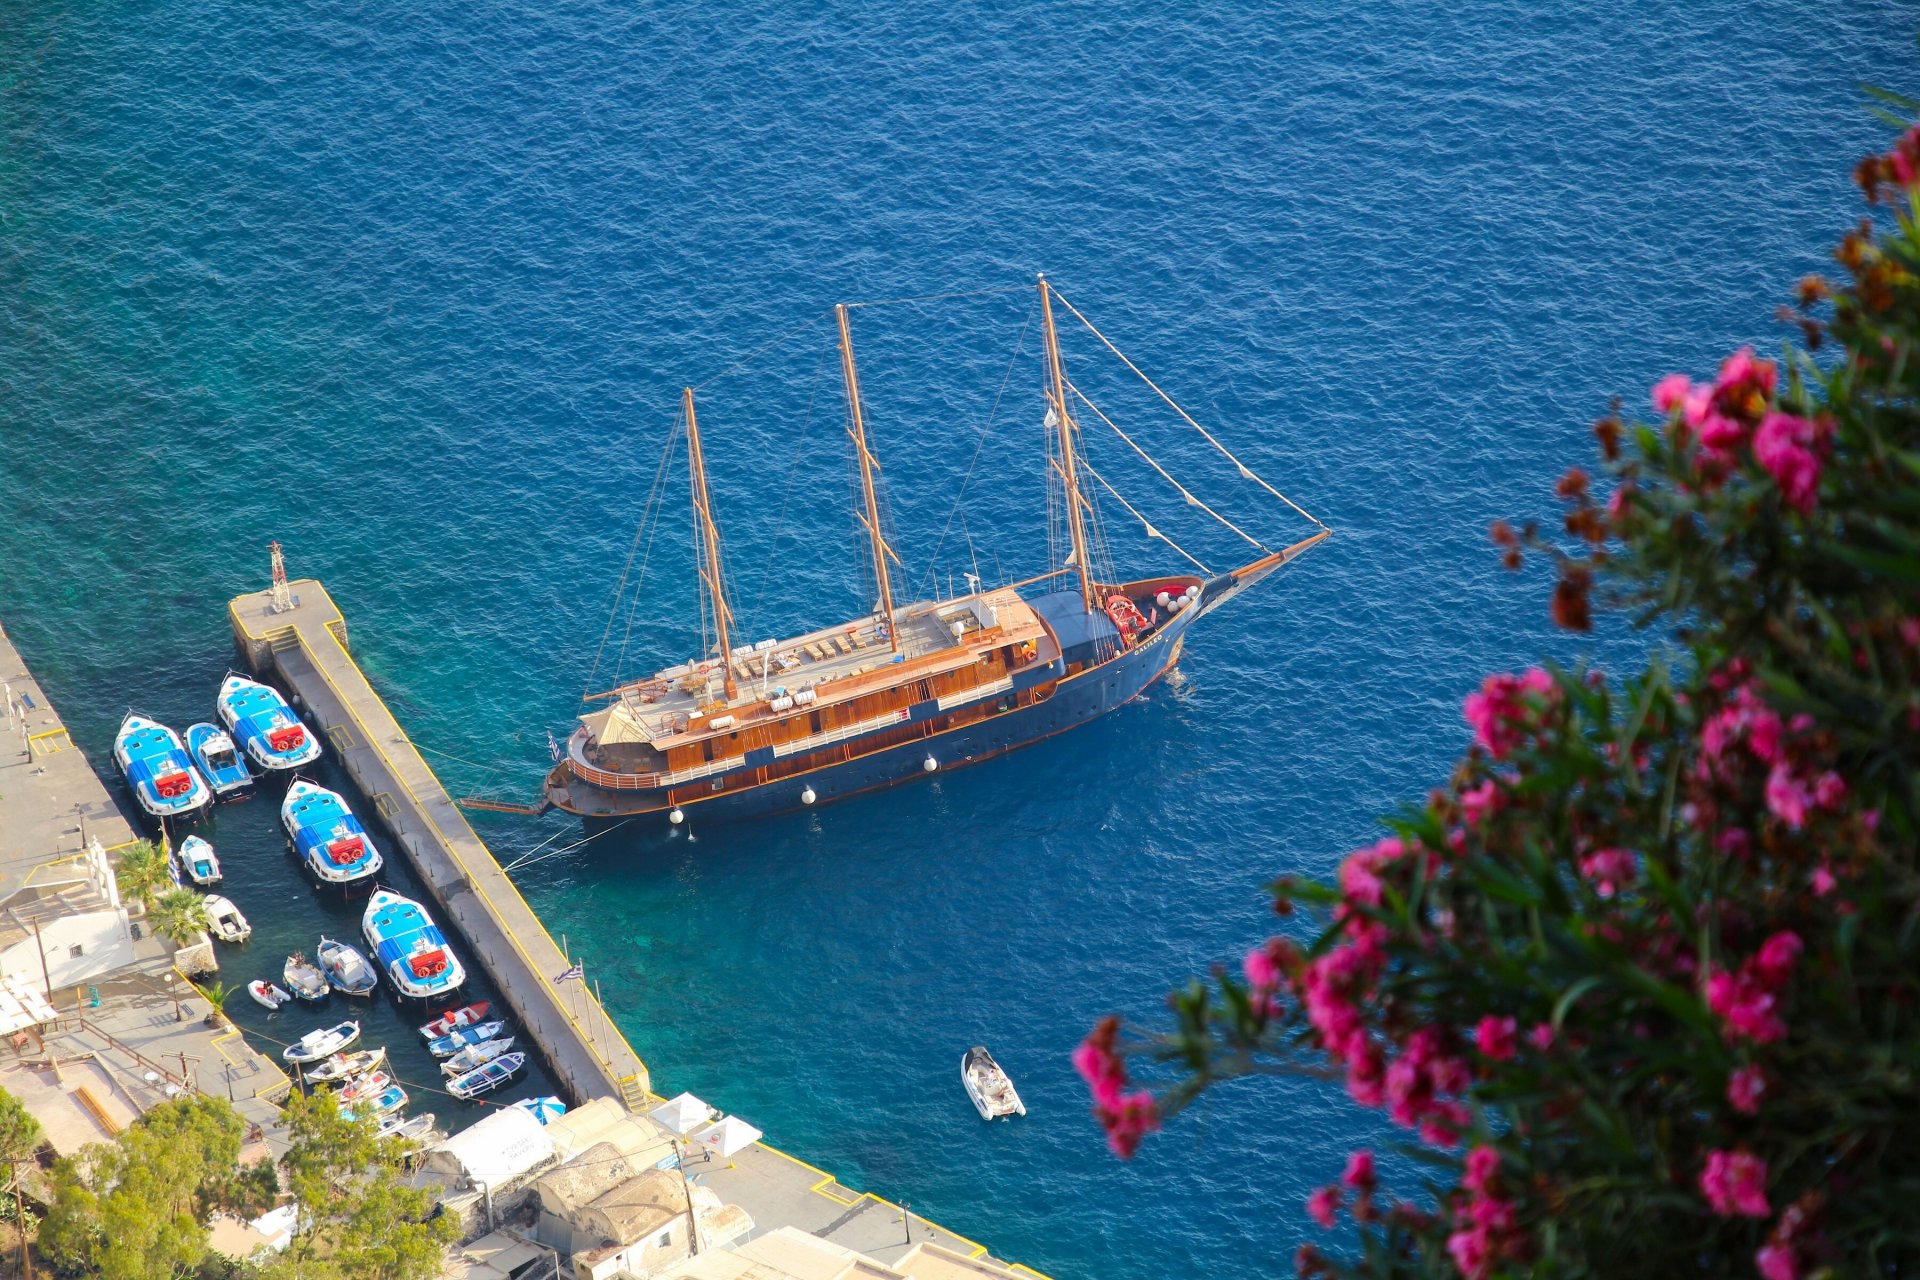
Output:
[544, 276, 1330, 825]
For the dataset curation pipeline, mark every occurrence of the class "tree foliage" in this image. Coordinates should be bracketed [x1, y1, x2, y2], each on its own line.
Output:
[1078, 120, 1920, 1279]
[113, 841, 171, 915]
[147, 889, 212, 950]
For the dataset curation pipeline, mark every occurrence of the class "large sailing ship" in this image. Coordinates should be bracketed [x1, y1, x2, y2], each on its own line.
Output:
[542, 278, 1329, 825]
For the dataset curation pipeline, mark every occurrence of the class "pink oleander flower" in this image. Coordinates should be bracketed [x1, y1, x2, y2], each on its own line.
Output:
[1475, 1015, 1517, 1062]
[1708, 970, 1788, 1044]
[1728, 1065, 1767, 1115]
[1342, 1148, 1376, 1191]
[1700, 1149, 1771, 1218]
[1098, 1089, 1159, 1160]
[1242, 941, 1284, 1017]
[1527, 1021, 1555, 1051]
[1813, 771, 1847, 810]
[1073, 1018, 1129, 1109]
[1652, 373, 1691, 413]
[1463, 669, 1555, 758]
[1753, 932, 1803, 989]
[1307, 1184, 1342, 1229]
[1811, 864, 1836, 896]
[1463, 1145, 1501, 1193]
[1578, 847, 1638, 898]
[1460, 779, 1499, 826]
[1765, 764, 1814, 830]
[1756, 1244, 1800, 1280]
[1753, 411, 1824, 514]
[1447, 1225, 1493, 1280]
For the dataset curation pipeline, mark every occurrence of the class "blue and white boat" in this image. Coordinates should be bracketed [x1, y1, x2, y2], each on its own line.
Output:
[281, 780, 384, 886]
[185, 722, 253, 800]
[447, 1052, 525, 1100]
[361, 888, 467, 1000]
[428, 1020, 505, 1058]
[216, 674, 322, 771]
[113, 714, 211, 821]
[316, 936, 379, 996]
[173, 835, 221, 886]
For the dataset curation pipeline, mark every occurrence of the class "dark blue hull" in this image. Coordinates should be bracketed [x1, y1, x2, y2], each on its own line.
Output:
[578, 602, 1195, 829]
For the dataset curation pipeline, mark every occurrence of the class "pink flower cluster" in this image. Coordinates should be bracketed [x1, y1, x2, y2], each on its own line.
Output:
[1700, 1148, 1770, 1218]
[1072, 1017, 1159, 1158]
[1304, 1149, 1381, 1233]
[1651, 349, 1831, 513]
[1577, 847, 1638, 898]
[1463, 668, 1556, 759]
[1706, 931, 1803, 1045]
[1448, 1145, 1522, 1280]
[1699, 680, 1847, 832]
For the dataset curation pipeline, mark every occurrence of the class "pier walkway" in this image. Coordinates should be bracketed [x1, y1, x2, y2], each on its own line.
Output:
[228, 581, 650, 1109]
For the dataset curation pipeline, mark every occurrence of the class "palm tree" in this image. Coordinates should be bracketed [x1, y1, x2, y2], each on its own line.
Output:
[112, 840, 171, 915]
[193, 980, 235, 1029]
[147, 889, 212, 950]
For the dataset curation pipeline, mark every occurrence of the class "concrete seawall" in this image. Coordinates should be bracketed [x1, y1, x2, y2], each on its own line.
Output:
[228, 580, 650, 1110]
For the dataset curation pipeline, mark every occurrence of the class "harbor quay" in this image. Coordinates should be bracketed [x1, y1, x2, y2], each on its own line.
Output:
[231, 578, 1046, 1277]
[0, 617, 290, 1157]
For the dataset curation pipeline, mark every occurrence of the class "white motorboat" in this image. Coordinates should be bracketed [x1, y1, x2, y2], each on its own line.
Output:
[427, 1020, 505, 1057]
[306, 1046, 388, 1083]
[174, 835, 222, 886]
[439, 1035, 516, 1077]
[317, 936, 378, 996]
[447, 1052, 525, 1100]
[247, 980, 291, 1010]
[418, 1001, 490, 1039]
[284, 1020, 361, 1064]
[376, 1112, 436, 1143]
[283, 953, 330, 1001]
[961, 1046, 1026, 1120]
[205, 895, 251, 943]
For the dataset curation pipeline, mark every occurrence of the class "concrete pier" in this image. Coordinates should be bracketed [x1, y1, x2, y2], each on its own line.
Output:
[229, 580, 651, 1108]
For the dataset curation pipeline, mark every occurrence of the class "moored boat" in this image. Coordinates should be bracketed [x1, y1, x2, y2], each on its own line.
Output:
[961, 1046, 1025, 1120]
[376, 1112, 436, 1142]
[114, 713, 211, 822]
[306, 1046, 387, 1083]
[216, 674, 322, 770]
[336, 1069, 392, 1102]
[281, 780, 384, 886]
[248, 980, 292, 1010]
[205, 895, 251, 943]
[428, 1020, 505, 1058]
[283, 953, 330, 1001]
[447, 1052, 525, 1100]
[361, 888, 466, 999]
[348, 1083, 409, 1119]
[316, 936, 378, 996]
[185, 722, 253, 800]
[418, 1001, 491, 1039]
[439, 1035, 516, 1077]
[541, 281, 1330, 827]
[173, 835, 222, 886]
[284, 1020, 360, 1064]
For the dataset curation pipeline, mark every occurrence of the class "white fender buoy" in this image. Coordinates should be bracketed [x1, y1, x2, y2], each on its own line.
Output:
[923, 755, 939, 773]
[669, 807, 685, 825]
[800, 786, 817, 805]
[1155, 591, 1171, 608]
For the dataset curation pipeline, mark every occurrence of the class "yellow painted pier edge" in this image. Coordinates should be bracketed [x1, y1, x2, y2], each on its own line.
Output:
[229, 580, 1054, 1280]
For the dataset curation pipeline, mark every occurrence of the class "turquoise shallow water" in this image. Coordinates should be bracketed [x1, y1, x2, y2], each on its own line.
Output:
[3, 3, 1917, 1275]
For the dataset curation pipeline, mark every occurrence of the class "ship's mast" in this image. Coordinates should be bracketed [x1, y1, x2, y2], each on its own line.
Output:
[835, 304, 900, 653]
[683, 387, 738, 700]
[1039, 275, 1098, 614]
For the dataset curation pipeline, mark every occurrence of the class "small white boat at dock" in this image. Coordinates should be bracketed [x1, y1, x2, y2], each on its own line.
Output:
[428, 1020, 505, 1057]
[285, 1020, 361, 1064]
[439, 1035, 516, 1077]
[447, 1051, 525, 1100]
[174, 836, 222, 886]
[248, 980, 291, 1010]
[962, 1046, 1026, 1120]
[419, 1001, 490, 1039]
[317, 936, 378, 996]
[377, 1112, 435, 1143]
[307, 1046, 387, 1083]
[284, 953, 329, 1002]
[205, 895, 251, 943]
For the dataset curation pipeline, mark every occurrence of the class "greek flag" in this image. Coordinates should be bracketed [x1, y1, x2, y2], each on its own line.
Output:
[547, 729, 562, 763]
[555, 963, 585, 984]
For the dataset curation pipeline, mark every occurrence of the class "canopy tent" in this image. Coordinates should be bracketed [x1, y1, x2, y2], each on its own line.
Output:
[579, 701, 651, 747]
[649, 1092, 714, 1135]
[425, 1105, 556, 1191]
[692, 1115, 763, 1158]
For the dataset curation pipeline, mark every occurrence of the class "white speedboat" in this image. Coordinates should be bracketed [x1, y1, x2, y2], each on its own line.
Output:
[284, 1020, 361, 1064]
[174, 836, 222, 886]
[248, 980, 292, 1010]
[283, 953, 330, 1001]
[439, 1035, 516, 1077]
[205, 895, 252, 943]
[961, 1046, 1026, 1120]
[306, 1046, 387, 1083]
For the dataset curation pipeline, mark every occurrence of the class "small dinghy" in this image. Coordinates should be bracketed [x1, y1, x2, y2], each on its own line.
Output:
[217, 674, 322, 770]
[306, 1046, 387, 1083]
[336, 1069, 392, 1102]
[248, 980, 292, 1010]
[114, 713, 211, 821]
[185, 722, 253, 801]
[281, 780, 384, 887]
[512, 1095, 567, 1125]
[173, 835, 222, 886]
[205, 895, 252, 943]
[348, 1083, 409, 1119]
[362, 888, 466, 999]
[961, 1046, 1026, 1120]
[418, 1001, 490, 1040]
[428, 1020, 505, 1058]
[284, 1020, 361, 1064]
[447, 1052, 525, 1100]
[439, 1035, 516, 1077]
[377, 1112, 436, 1143]
[283, 953, 330, 1001]
[317, 937, 378, 996]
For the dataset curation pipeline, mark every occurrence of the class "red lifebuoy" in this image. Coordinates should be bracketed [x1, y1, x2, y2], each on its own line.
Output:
[156, 771, 191, 799]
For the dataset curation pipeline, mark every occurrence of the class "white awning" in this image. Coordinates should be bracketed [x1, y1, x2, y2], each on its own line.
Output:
[427, 1105, 556, 1191]
[582, 701, 651, 746]
[649, 1092, 713, 1135]
[692, 1115, 762, 1158]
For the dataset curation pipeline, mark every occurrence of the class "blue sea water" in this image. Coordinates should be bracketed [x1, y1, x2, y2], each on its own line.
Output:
[3, 2, 1917, 1275]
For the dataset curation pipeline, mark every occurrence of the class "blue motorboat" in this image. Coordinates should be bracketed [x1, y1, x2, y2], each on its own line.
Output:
[185, 722, 253, 800]
[280, 779, 384, 886]
[361, 888, 467, 1000]
[216, 674, 322, 771]
[113, 713, 211, 821]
